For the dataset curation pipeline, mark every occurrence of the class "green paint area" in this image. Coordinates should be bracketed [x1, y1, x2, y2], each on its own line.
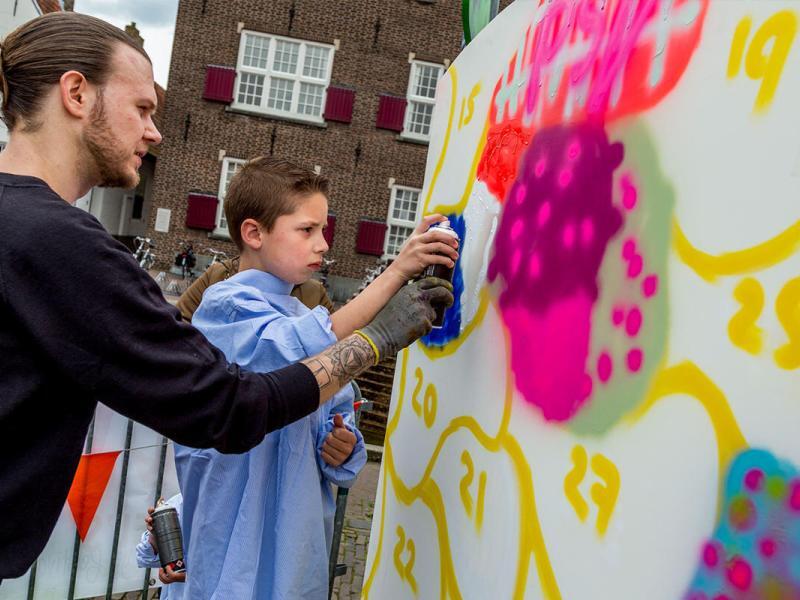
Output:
[568, 122, 673, 435]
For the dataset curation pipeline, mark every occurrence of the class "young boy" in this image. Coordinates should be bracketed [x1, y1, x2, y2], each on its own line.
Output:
[174, 157, 458, 599]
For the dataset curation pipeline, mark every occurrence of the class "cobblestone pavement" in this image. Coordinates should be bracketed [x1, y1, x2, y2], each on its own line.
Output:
[331, 459, 381, 600]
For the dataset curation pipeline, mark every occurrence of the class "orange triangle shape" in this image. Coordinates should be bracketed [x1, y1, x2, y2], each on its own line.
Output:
[67, 451, 121, 541]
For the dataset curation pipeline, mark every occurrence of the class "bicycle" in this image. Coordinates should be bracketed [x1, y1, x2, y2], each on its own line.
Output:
[133, 236, 156, 271]
[205, 247, 229, 266]
[318, 257, 336, 290]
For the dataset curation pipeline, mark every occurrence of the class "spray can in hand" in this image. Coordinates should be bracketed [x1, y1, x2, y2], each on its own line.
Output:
[420, 220, 459, 328]
[151, 499, 186, 573]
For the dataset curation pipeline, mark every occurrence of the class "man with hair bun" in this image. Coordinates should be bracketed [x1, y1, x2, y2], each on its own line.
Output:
[0, 12, 455, 579]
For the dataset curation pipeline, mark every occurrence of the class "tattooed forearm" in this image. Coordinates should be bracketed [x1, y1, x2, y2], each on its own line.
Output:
[328, 335, 375, 380]
[302, 334, 377, 404]
[305, 358, 332, 389]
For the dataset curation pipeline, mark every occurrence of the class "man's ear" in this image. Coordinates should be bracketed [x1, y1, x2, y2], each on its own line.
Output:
[240, 218, 263, 250]
[59, 70, 92, 119]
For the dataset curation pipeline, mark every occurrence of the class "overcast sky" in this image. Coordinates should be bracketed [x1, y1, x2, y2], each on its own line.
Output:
[75, 0, 179, 88]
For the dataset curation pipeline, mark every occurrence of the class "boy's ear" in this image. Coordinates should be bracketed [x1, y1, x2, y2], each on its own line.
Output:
[240, 218, 263, 250]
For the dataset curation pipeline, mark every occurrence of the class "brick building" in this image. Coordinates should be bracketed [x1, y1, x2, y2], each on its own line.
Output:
[145, 0, 471, 300]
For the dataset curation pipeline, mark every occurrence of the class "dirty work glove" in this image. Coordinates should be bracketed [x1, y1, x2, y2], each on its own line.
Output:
[356, 277, 454, 363]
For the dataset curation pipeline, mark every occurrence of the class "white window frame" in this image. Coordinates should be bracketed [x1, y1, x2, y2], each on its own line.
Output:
[231, 30, 335, 124]
[214, 156, 247, 238]
[402, 60, 444, 142]
[383, 185, 422, 259]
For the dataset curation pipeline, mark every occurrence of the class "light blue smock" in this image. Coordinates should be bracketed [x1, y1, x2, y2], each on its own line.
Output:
[174, 269, 366, 600]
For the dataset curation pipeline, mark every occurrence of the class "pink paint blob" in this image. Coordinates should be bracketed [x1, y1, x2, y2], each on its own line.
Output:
[581, 374, 593, 399]
[534, 158, 547, 178]
[627, 254, 643, 279]
[503, 292, 594, 421]
[563, 223, 576, 248]
[597, 352, 613, 383]
[511, 218, 524, 241]
[528, 253, 541, 279]
[558, 169, 573, 188]
[537, 201, 552, 227]
[626, 307, 643, 337]
[760, 537, 777, 558]
[580, 217, 594, 245]
[622, 238, 637, 260]
[611, 306, 625, 327]
[567, 141, 581, 160]
[626, 348, 643, 373]
[702, 542, 719, 569]
[744, 469, 764, 492]
[515, 185, 527, 205]
[642, 274, 659, 298]
[621, 174, 638, 211]
[727, 557, 753, 591]
[511, 249, 522, 275]
[713, 595, 731, 600]
[789, 480, 800, 511]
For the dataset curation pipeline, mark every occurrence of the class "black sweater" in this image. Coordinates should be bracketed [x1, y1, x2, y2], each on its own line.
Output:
[0, 173, 320, 577]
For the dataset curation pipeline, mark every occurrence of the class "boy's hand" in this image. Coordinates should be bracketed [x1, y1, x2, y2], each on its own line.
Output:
[158, 565, 186, 585]
[387, 214, 459, 283]
[321, 414, 357, 467]
[145, 503, 159, 553]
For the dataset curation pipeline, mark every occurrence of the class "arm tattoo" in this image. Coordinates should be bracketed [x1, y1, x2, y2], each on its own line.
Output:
[303, 335, 375, 393]
[327, 336, 374, 381]
[305, 358, 331, 389]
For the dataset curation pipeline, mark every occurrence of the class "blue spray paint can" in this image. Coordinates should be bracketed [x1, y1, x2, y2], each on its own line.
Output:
[421, 220, 460, 328]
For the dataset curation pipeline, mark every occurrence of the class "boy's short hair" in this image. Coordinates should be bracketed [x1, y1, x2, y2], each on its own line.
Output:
[225, 156, 330, 250]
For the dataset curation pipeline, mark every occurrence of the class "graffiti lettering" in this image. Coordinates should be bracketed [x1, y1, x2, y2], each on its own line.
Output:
[728, 277, 765, 355]
[393, 526, 418, 595]
[774, 276, 800, 370]
[728, 11, 798, 113]
[563, 445, 620, 537]
[411, 367, 438, 428]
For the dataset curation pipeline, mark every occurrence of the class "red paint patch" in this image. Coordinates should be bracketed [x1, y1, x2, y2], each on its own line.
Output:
[744, 468, 764, 492]
[642, 274, 658, 298]
[727, 557, 753, 591]
[760, 537, 777, 558]
[626, 348, 643, 373]
[702, 542, 719, 569]
[598, 352, 613, 383]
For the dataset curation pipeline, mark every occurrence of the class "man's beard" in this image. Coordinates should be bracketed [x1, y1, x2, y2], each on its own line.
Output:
[83, 92, 139, 189]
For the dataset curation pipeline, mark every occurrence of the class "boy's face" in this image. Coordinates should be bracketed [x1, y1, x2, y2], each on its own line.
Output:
[258, 192, 330, 284]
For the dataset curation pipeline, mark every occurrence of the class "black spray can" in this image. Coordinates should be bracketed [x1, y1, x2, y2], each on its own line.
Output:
[151, 500, 186, 572]
[421, 220, 460, 328]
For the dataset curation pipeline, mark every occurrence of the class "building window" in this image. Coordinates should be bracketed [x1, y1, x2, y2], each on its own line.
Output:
[215, 157, 247, 235]
[233, 31, 334, 123]
[384, 185, 421, 257]
[403, 61, 444, 141]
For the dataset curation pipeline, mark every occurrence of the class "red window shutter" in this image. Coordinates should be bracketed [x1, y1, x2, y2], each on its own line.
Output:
[324, 214, 336, 248]
[323, 87, 355, 124]
[355, 219, 388, 256]
[203, 65, 236, 103]
[376, 95, 407, 132]
[186, 193, 219, 230]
